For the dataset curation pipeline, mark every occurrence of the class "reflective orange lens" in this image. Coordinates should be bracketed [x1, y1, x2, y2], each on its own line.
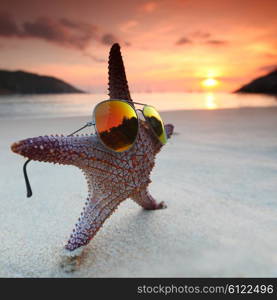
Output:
[143, 105, 167, 145]
[94, 100, 138, 152]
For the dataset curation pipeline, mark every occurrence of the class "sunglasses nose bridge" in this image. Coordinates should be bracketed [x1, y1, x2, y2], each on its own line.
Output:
[136, 108, 144, 119]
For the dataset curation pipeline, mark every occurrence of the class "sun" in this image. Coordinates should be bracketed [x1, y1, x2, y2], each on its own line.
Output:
[201, 78, 219, 88]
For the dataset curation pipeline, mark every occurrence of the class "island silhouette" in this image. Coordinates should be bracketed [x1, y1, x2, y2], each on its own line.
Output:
[0, 70, 84, 94]
[236, 69, 277, 95]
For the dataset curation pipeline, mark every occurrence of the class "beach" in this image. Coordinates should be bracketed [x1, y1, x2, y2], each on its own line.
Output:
[1, 107, 277, 277]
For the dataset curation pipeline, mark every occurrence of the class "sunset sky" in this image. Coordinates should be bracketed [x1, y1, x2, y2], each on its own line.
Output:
[0, 0, 276, 93]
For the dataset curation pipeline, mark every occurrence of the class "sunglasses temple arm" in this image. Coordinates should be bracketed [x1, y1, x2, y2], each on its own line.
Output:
[23, 121, 95, 198]
[67, 121, 95, 136]
[23, 159, 33, 198]
[130, 101, 147, 106]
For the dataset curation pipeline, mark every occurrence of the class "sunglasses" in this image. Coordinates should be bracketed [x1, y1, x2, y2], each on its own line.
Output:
[23, 99, 166, 197]
[91, 99, 167, 152]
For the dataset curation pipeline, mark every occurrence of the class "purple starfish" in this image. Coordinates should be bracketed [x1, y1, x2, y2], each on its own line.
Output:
[11, 44, 174, 271]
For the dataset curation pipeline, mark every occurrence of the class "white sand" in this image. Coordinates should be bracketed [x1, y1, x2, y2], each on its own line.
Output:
[1, 107, 277, 277]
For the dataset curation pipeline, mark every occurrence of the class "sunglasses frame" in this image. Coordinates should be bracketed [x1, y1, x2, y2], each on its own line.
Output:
[91, 99, 167, 153]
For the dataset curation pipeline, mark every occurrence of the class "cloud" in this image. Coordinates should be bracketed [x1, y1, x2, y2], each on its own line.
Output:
[101, 33, 118, 46]
[263, 52, 277, 59]
[190, 31, 211, 39]
[176, 31, 228, 47]
[0, 11, 21, 37]
[119, 20, 138, 33]
[0, 11, 124, 51]
[140, 2, 158, 13]
[83, 52, 105, 63]
[205, 39, 228, 46]
[101, 33, 131, 48]
[258, 64, 277, 73]
[176, 37, 193, 45]
[22, 17, 98, 50]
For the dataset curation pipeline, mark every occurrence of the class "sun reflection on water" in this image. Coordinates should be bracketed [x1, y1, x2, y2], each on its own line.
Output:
[205, 93, 218, 109]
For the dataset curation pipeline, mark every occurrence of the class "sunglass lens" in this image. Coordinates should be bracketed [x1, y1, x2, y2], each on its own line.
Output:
[143, 105, 167, 145]
[94, 100, 138, 152]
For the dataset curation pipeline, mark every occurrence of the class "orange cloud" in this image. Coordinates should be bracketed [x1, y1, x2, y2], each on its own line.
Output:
[119, 20, 138, 33]
[140, 1, 158, 13]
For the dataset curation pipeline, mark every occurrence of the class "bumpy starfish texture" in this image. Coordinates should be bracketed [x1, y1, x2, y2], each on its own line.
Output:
[11, 43, 174, 258]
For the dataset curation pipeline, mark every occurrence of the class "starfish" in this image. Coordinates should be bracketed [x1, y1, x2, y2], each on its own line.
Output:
[11, 44, 174, 271]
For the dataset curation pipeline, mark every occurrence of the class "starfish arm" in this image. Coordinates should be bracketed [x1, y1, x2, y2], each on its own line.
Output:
[11, 134, 102, 166]
[64, 192, 126, 251]
[108, 43, 132, 101]
[165, 123, 174, 139]
[131, 188, 167, 210]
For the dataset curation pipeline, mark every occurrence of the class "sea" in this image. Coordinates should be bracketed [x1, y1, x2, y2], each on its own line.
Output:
[0, 92, 276, 120]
